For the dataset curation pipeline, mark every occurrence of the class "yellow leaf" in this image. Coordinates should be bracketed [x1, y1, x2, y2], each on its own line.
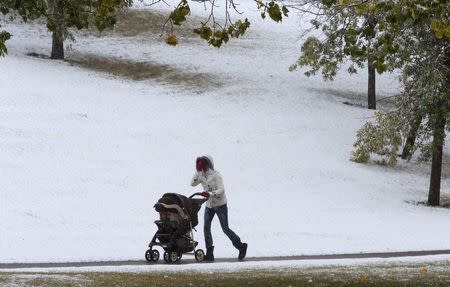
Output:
[444, 27, 450, 38]
[165, 34, 177, 46]
[435, 30, 444, 39]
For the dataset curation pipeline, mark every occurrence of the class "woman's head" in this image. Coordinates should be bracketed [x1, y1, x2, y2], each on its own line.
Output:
[196, 156, 214, 172]
[196, 157, 206, 171]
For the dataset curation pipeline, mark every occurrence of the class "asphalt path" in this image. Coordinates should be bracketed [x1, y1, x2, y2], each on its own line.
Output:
[1, 249, 450, 270]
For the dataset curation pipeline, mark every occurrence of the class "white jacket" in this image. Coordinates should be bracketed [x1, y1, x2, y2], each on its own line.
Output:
[191, 169, 227, 208]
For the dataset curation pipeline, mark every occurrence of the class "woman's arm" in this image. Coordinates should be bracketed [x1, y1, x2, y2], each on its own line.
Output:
[210, 172, 225, 197]
[191, 172, 201, 187]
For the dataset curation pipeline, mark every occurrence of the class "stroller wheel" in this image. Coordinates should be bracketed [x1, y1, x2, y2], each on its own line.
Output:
[145, 249, 159, 262]
[164, 251, 181, 263]
[151, 250, 160, 262]
[195, 249, 205, 262]
[169, 251, 180, 263]
[163, 251, 170, 263]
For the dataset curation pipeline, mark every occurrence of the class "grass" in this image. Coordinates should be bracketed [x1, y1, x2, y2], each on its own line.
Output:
[307, 87, 397, 109]
[74, 7, 203, 39]
[407, 194, 450, 209]
[2, 261, 450, 287]
[68, 53, 222, 91]
[68, 9, 223, 90]
[23, 8, 224, 91]
[112, 9, 201, 38]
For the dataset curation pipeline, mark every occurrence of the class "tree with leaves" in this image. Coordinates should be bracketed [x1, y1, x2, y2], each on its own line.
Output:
[287, 1, 404, 110]
[1, 0, 132, 59]
[331, 0, 450, 206]
[47, 0, 133, 59]
[1, 0, 45, 56]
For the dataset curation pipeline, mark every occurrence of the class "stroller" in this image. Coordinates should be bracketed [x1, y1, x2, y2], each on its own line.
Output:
[145, 192, 208, 263]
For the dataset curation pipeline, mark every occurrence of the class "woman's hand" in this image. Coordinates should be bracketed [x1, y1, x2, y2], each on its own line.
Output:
[201, 191, 210, 198]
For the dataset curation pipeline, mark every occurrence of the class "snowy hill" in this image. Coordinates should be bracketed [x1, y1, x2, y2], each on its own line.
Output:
[1, 4, 449, 263]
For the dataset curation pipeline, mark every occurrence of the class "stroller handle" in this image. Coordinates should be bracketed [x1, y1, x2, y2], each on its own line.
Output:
[189, 192, 209, 199]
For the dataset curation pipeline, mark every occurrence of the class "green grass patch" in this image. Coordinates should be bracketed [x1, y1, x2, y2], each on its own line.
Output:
[1, 261, 450, 287]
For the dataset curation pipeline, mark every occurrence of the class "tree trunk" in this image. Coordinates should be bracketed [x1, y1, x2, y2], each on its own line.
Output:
[427, 34, 450, 206]
[367, 58, 376, 110]
[401, 114, 422, 160]
[428, 114, 446, 206]
[51, 31, 64, 60]
[50, 0, 64, 60]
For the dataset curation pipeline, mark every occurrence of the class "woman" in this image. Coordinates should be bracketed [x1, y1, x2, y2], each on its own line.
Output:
[191, 155, 247, 261]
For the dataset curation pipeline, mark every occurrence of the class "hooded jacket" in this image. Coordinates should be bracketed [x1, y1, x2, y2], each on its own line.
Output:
[191, 155, 227, 208]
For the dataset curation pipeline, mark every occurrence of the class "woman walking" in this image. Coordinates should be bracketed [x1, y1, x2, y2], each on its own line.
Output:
[191, 155, 247, 261]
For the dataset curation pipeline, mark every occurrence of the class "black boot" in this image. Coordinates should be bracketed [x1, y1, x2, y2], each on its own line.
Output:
[205, 246, 214, 262]
[238, 243, 247, 261]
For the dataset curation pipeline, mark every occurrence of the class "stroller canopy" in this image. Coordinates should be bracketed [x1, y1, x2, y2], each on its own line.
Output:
[154, 193, 203, 228]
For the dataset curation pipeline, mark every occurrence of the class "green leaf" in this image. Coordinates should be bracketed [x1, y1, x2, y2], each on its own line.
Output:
[267, 2, 282, 22]
[170, 1, 190, 26]
[0, 7, 9, 15]
[288, 64, 297, 72]
[347, 65, 357, 74]
[209, 38, 223, 48]
[282, 6, 289, 17]
[193, 26, 212, 40]
[321, 0, 337, 8]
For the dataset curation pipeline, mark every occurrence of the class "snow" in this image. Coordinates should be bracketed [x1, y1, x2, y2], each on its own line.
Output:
[2, 255, 450, 273]
[1, 2, 449, 264]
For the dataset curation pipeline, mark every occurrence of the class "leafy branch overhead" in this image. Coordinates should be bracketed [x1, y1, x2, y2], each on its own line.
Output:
[163, 0, 289, 47]
[257, 0, 289, 23]
[0, 0, 289, 53]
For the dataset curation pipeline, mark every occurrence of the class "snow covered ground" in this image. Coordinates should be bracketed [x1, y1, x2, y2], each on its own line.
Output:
[2, 255, 450, 273]
[0, 2, 449, 263]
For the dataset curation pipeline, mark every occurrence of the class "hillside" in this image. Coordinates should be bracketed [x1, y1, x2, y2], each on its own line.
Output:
[0, 5, 449, 263]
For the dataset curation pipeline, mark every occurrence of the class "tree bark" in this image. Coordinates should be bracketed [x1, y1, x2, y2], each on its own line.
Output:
[51, 31, 64, 60]
[50, 0, 64, 60]
[428, 40, 450, 206]
[429, 41, 450, 206]
[428, 113, 446, 206]
[367, 58, 376, 110]
[401, 114, 422, 160]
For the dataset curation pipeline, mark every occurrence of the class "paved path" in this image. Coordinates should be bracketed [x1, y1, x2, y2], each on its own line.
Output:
[1, 249, 450, 269]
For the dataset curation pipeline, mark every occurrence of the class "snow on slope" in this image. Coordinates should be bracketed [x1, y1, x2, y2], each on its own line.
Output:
[0, 4, 449, 263]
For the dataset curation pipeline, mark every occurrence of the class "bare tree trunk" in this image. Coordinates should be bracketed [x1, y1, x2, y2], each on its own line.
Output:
[50, 0, 64, 60]
[51, 31, 64, 60]
[430, 42, 450, 205]
[367, 58, 376, 110]
[401, 114, 422, 160]
[366, 14, 377, 110]
[428, 113, 446, 206]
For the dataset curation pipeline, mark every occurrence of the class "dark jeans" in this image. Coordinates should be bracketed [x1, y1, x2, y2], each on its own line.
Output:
[204, 204, 242, 249]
